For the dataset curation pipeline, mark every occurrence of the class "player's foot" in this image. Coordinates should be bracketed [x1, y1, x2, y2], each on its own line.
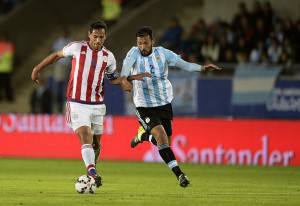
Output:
[130, 126, 145, 148]
[178, 173, 190, 187]
[88, 168, 102, 187]
[91, 174, 102, 188]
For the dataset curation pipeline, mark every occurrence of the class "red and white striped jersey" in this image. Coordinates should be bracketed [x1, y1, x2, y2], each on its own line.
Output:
[63, 41, 117, 104]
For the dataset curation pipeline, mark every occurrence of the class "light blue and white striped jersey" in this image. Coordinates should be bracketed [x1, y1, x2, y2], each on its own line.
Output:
[121, 46, 202, 108]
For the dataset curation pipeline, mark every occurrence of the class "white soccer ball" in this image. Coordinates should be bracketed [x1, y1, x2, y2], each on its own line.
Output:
[75, 175, 97, 194]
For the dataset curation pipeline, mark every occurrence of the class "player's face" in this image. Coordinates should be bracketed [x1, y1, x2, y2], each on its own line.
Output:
[137, 35, 153, 56]
[88, 29, 106, 50]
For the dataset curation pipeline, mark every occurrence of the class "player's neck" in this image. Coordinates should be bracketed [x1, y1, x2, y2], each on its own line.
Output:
[140, 48, 153, 57]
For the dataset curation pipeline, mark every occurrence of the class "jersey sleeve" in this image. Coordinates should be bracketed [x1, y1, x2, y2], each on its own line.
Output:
[121, 47, 139, 77]
[106, 52, 119, 80]
[62, 42, 78, 57]
[162, 47, 203, 72]
[162, 47, 181, 66]
[175, 58, 203, 72]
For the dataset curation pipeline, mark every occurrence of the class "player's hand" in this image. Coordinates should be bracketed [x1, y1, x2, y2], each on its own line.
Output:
[120, 77, 133, 92]
[129, 72, 152, 81]
[203, 64, 222, 71]
[31, 67, 40, 85]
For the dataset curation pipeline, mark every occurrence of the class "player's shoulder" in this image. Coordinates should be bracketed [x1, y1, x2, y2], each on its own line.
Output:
[126, 46, 139, 58]
[154, 46, 165, 51]
[154, 46, 171, 55]
[154, 46, 173, 57]
[126, 46, 138, 54]
[102, 46, 115, 57]
[129, 46, 138, 51]
[102, 47, 116, 64]
[155, 46, 170, 53]
[66, 40, 85, 46]
[64, 40, 85, 49]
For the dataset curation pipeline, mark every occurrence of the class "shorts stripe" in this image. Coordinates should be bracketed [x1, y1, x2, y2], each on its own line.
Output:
[65, 102, 71, 124]
[135, 110, 149, 132]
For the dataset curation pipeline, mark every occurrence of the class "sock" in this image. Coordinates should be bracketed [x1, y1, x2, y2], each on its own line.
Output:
[93, 143, 101, 164]
[87, 164, 97, 176]
[81, 144, 95, 170]
[158, 144, 183, 178]
[141, 133, 157, 146]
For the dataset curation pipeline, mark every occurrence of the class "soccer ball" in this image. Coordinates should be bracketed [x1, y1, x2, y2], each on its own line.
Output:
[75, 175, 97, 194]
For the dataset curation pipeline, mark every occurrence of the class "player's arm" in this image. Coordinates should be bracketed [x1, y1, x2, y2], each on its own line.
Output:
[111, 76, 132, 92]
[31, 50, 64, 84]
[110, 47, 151, 91]
[110, 72, 151, 84]
[163, 47, 221, 72]
[175, 58, 222, 72]
[106, 55, 151, 89]
[110, 73, 151, 92]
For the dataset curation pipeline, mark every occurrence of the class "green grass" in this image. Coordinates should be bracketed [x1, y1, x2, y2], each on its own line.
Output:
[0, 158, 300, 206]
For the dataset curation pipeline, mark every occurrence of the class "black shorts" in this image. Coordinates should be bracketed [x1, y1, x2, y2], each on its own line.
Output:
[135, 103, 173, 136]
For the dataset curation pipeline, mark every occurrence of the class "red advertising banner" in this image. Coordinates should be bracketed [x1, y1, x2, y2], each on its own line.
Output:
[0, 114, 299, 166]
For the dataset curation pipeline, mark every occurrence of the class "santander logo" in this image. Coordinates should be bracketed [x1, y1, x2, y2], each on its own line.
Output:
[0, 114, 114, 135]
[143, 135, 295, 166]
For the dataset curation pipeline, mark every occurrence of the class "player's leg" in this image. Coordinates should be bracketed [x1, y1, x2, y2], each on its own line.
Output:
[67, 102, 101, 187]
[131, 105, 172, 148]
[133, 105, 190, 187]
[90, 103, 106, 183]
[75, 126, 95, 169]
[75, 126, 102, 186]
[162, 118, 172, 145]
[131, 125, 157, 148]
[162, 119, 190, 187]
[151, 124, 190, 187]
[92, 134, 101, 164]
[130, 109, 157, 148]
[155, 104, 190, 187]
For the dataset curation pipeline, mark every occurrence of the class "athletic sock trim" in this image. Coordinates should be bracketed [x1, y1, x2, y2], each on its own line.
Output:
[87, 164, 95, 170]
[167, 160, 178, 169]
[82, 144, 93, 149]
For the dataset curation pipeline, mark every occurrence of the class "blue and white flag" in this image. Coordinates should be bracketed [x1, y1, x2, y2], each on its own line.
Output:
[231, 64, 282, 105]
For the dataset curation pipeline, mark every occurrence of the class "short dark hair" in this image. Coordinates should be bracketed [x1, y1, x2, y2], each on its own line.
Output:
[89, 21, 107, 33]
[136, 26, 153, 39]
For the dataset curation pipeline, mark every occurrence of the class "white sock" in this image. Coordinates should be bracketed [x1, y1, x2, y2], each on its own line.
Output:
[81, 144, 95, 168]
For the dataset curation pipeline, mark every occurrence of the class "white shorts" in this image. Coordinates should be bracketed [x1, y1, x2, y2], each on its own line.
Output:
[65, 101, 106, 135]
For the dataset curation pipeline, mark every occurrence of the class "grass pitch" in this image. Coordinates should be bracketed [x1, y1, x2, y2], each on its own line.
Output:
[0, 158, 299, 206]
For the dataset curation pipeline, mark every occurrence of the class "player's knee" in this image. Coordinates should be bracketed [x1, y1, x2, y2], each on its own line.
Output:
[75, 127, 92, 142]
[154, 131, 169, 145]
[76, 129, 88, 138]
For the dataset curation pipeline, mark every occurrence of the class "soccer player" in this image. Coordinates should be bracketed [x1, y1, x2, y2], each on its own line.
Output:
[31, 21, 150, 187]
[121, 26, 221, 187]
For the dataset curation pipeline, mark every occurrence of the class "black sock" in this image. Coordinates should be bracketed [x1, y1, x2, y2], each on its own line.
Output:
[141, 132, 157, 146]
[158, 144, 183, 178]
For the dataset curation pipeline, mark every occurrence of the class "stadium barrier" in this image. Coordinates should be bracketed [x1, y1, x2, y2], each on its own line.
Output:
[0, 114, 299, 166]
[104, 77, 300, 119]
